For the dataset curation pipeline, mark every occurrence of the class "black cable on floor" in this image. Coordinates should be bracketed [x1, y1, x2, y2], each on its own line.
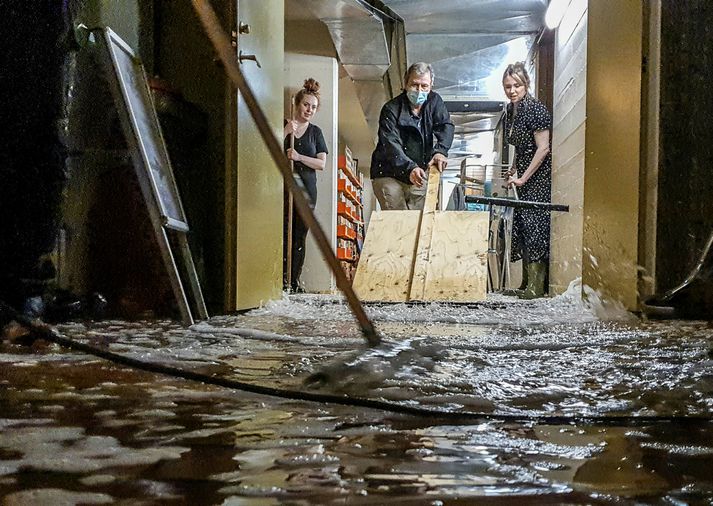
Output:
[2, 300, 712, 426]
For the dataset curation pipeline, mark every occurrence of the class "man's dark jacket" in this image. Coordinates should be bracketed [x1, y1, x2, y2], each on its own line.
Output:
[370, 91, 454, 184]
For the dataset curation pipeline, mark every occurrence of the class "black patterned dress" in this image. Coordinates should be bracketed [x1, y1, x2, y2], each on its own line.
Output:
[504, 94, 552, 263]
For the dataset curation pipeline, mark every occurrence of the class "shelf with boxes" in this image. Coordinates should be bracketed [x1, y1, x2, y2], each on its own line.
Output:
[336, 146, 364, 281]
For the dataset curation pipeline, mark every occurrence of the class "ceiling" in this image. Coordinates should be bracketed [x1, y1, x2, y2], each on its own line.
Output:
[381, 0, 547, 100]
[379, 0, 548, 167]
[289, 0, 549, 169]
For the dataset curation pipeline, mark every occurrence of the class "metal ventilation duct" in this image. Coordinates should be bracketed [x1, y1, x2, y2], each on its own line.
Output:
[323, 18, 391, 80]
[303, 0, 392, 81]
[301, 0, 405, 136]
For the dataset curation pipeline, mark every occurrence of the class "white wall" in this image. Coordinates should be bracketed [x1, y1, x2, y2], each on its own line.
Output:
[550, 0, 588, 294]
[284, 54, 339, 293]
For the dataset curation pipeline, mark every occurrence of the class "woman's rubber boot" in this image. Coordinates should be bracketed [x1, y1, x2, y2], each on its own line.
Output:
[502, 263, 528, 296]
[518, 262, 546, 299]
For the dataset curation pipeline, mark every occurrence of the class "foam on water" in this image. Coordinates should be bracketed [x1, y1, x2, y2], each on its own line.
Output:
[8, 281, 701, 419]
[247, 278, 637, 327]
[4, 289, 710, 420]
[2, 281, 713, 502]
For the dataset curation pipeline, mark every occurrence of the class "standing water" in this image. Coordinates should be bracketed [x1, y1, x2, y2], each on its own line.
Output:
[1, 280, 712, 504]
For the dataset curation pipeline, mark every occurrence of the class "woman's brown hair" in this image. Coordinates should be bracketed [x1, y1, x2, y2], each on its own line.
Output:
[294, 78, 321, 108]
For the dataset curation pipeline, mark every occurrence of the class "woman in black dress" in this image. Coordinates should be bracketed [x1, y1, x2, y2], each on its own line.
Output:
[502, 63, 552, 299]
[283, 78, 328, 292]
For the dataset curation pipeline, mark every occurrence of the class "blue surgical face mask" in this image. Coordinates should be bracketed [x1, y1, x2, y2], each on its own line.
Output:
[406, 89, 428, 106]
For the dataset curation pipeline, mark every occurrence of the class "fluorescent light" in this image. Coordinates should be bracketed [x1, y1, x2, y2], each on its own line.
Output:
[545, 0, 570, 29]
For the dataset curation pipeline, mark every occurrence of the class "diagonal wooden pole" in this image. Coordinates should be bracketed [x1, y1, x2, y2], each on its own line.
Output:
[191, 0, 380, 346]
[286, 98, 294, 290]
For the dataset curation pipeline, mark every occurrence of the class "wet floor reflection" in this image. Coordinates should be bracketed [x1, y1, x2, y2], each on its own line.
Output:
[1, 290, 713, 503]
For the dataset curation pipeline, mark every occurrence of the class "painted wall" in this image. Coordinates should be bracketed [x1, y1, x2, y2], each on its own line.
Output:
[638, 2, 712, 318]
[550, 0, 588, 294]
[153, 0, 229, 313]
[639, 0, 661, 299]
[230, 0, 285, 310]
[284, 53, 339, 293]
[653, 0, 713, 315]
[99, 0, 139, 52]
[550, 0, 642, 310]
[582, 0, 642, 310]
[60, 0, 145, 302]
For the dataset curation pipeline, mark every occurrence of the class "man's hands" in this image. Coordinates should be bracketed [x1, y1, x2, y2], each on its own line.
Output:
[411, 153, 448, 187]
[409, 166, 426, 187]
[429, 153, 448, 172]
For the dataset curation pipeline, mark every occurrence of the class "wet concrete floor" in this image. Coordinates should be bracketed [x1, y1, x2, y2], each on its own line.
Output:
[1, 289, 713, 504]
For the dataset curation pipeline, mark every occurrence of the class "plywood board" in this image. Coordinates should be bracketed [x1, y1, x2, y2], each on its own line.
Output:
[353, 211, 420, 302]
[416, 211, 490, 302]
[409, 167, 441, 301]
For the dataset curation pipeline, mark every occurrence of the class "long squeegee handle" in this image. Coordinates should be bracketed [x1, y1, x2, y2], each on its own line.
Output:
[191, 0, 380, 346]
[464, 195, 569, 212]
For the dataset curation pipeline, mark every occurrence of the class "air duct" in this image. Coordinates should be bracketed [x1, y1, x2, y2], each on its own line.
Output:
[303, 0, 405, 132]
[304, 0, 393, 81]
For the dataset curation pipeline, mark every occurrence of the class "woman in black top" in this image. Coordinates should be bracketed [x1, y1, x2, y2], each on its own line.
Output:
[503, 62, 552, 299]
[283, 78, 328, 292]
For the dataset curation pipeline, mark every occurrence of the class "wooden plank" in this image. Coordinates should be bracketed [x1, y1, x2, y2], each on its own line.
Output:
[408, 166, 441, 301]
[355, 166, 488, 303]
[418, 211, 489, 302]
[353, 211, 420, 302]
[422, 165, 441, 214]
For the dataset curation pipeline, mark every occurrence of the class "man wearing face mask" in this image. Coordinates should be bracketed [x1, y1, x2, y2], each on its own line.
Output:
[370, 62, 454, 210]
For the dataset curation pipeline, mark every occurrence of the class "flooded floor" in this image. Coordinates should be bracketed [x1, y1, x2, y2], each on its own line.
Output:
[1, 287, 713, 504]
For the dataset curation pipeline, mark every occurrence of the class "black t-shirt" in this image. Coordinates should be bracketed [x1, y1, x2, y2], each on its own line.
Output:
[284, 123, 328, 207]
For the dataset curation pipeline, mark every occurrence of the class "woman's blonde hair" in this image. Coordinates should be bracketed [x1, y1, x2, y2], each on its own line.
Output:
[294, 78, 321, 108]
[502, 62, 530, 90]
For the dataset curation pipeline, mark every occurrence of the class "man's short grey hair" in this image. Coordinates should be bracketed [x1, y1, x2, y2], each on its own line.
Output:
[404, 62, 434, 85]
